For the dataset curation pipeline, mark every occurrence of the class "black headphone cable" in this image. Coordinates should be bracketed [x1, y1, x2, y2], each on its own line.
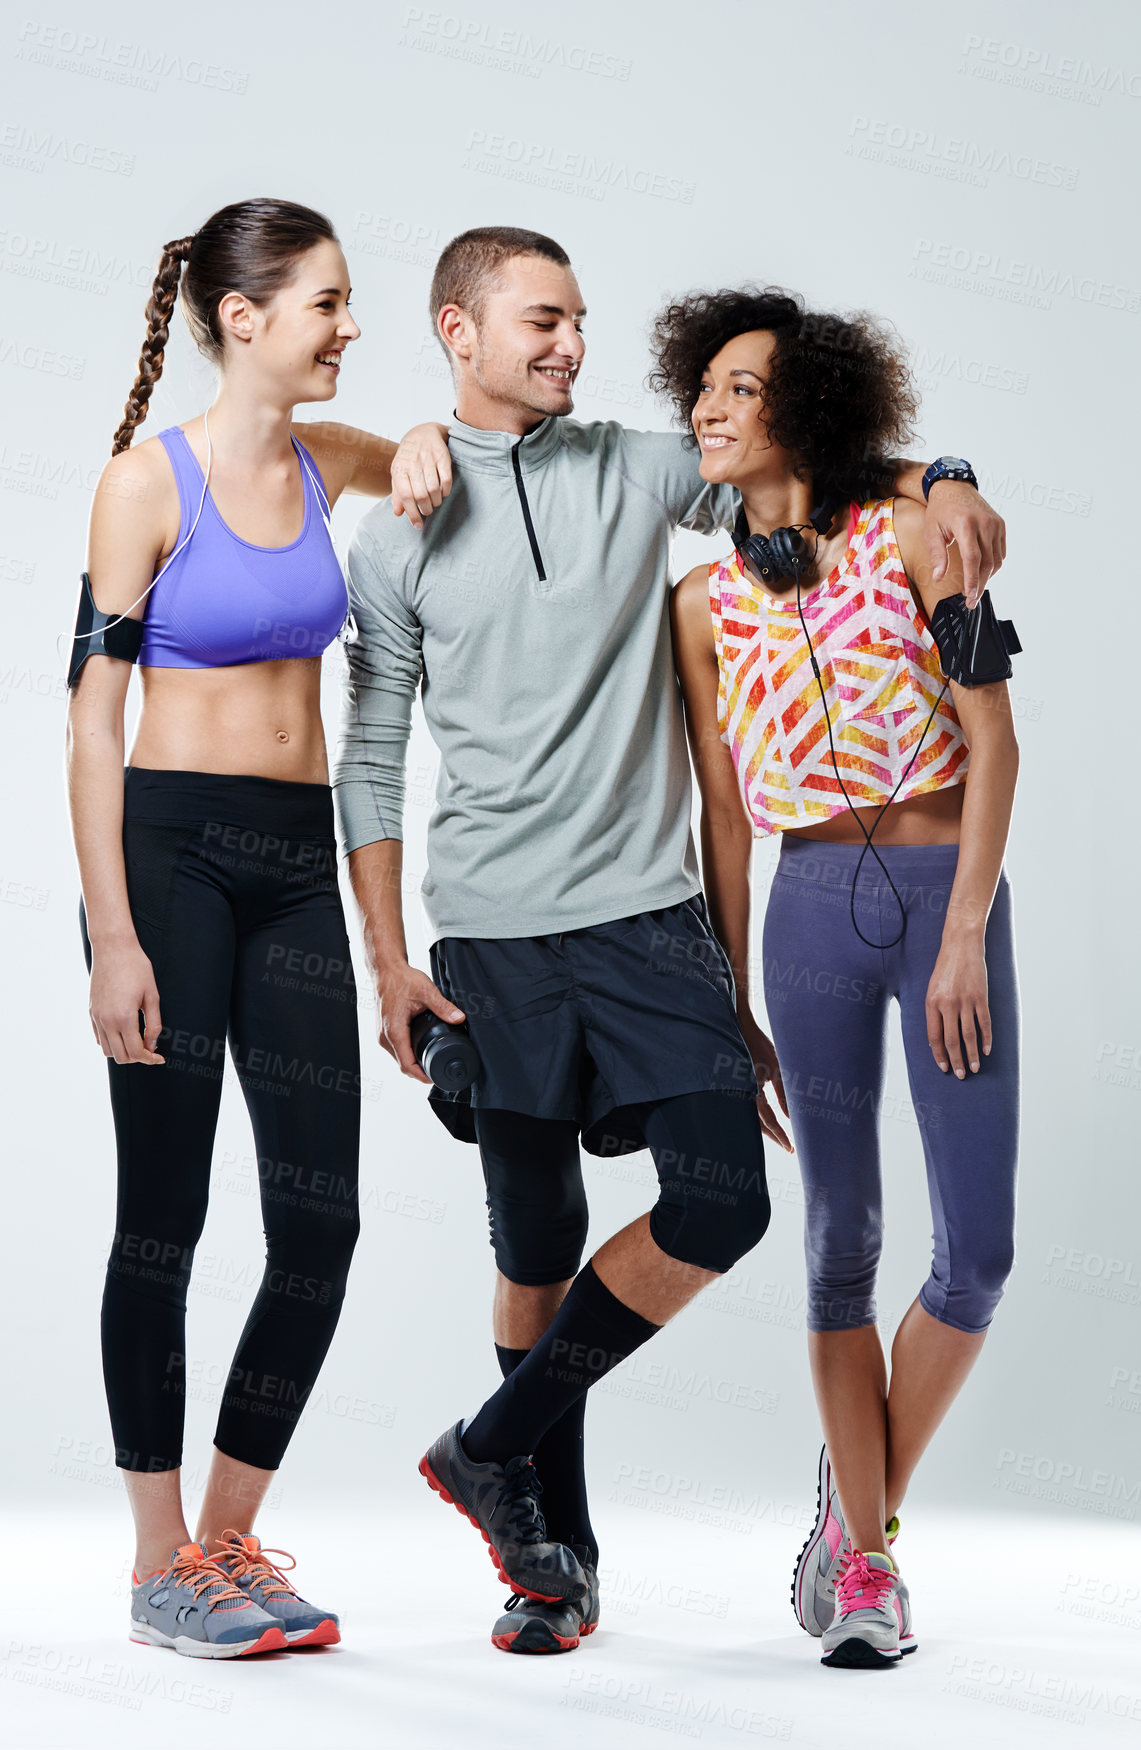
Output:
[792, 563, 950, 950]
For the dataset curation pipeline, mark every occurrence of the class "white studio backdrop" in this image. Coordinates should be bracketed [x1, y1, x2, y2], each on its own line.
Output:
[2, 0, 1137, 1546]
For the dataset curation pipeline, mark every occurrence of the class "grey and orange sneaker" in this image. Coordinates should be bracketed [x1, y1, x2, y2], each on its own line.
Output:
[491, 1546, 600, 1653]
[420, 1421, 587, 1603]
[791, 1446, 848, 1636]
[210, 1530, 340, 1648]
[820, 1550, 912, 1669]
[129, 1542, 286, 1658]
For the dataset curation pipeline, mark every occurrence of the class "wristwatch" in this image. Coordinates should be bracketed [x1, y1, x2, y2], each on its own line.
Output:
[922, 455, 978, 500]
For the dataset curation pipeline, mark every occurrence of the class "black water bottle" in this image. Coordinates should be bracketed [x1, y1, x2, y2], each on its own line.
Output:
[409, 1011, 480, 1091]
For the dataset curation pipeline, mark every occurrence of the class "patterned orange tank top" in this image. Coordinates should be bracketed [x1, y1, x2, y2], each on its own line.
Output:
[708, 498, 969, 836]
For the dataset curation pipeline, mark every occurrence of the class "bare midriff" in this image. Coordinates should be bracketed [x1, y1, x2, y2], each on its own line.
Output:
[129, 658, 329, 784]
[784, 784, 964, 847]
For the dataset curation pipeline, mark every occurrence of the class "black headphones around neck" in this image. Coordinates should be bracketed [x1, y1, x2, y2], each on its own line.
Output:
[732, 499, 839, 588]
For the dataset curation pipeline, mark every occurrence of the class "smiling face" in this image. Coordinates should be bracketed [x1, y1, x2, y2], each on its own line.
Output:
[440, 253, 586, 425]
[691, 329, 788, 486]
[218, 237, 361, 404]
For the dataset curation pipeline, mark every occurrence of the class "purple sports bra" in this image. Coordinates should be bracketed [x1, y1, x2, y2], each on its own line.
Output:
[138, 426, 348, 668]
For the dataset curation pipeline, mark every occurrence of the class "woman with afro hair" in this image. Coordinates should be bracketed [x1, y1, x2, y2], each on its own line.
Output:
[656, 288, 1020, 1670]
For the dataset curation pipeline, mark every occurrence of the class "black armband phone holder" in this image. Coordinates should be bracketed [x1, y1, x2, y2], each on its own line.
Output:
[929, 590, 1021, 687]
[68, 571, 145, 689]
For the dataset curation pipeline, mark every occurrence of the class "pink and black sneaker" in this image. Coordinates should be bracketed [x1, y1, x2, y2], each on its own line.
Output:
[820, 1550, 914, 1669]
[791, 1446, 848, 1636]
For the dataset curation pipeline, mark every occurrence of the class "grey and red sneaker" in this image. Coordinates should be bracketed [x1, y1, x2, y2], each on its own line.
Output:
[420, 1421, 587, 1603]
[129, 1542, 286, 1659]
[491, 1546, 600, 1653]
[210, 1530, 340, 1648]
[791, 1446, 848, 1636]
[820, 1550, 911, 1669]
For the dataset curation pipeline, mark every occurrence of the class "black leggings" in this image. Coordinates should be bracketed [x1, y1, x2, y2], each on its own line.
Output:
[80, 768, 361, 1473]
[474, 1089, 771, 1282]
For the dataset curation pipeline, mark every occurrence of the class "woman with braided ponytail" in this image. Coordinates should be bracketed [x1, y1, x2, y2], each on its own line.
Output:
[65, 198, 451, 1659]
[109, 234, 194, 456]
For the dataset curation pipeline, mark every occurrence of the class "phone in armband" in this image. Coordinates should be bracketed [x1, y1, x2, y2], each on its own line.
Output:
[929, 590, 1021, 687]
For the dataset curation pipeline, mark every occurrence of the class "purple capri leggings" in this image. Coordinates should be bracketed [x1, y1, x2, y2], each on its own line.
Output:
[761, 836, 1020, 1335]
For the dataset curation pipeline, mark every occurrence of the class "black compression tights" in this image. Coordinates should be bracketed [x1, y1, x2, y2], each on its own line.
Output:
[80, 770, 361, 1474]
[475, 1090, 771, 1284]
[472, 1090, 771, 1554]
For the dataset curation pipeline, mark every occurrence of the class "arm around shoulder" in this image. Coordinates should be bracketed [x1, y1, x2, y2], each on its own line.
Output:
[333, 516, 423, 862]
[622, 427, 739, 534]
[886, 459, 1006, 604]
[297, 419, 454, 523]
[293, 422, 396, 503]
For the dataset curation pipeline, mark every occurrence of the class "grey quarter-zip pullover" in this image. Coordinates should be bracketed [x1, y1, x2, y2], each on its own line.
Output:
[333, 414, 737, 942]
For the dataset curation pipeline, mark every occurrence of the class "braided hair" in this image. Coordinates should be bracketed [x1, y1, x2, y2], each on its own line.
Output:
[111, 198, 338, 455]
[111, 235, 193, 456]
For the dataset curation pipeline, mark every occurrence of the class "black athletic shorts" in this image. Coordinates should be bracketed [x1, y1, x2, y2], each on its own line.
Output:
[427, 892, 759, 1157]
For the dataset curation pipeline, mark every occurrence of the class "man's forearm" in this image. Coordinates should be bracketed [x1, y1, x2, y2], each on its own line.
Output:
[886, 456, 1005, 602]
[347, 839, 410, 974]
[889, 456, 978, 505]
[889, 458, 929, 504]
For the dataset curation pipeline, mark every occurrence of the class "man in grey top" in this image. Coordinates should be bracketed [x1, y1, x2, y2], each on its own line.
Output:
[336, 228, 1007, 1647]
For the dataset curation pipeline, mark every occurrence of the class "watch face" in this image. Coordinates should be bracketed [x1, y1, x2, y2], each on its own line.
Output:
[936, 456, 969, 471]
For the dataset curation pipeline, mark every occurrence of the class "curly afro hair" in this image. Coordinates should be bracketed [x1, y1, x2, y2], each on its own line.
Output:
[647, 285, 919, 505]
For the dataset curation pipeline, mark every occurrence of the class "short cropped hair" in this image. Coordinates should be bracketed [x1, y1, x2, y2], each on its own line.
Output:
[429, 226, 571, 348]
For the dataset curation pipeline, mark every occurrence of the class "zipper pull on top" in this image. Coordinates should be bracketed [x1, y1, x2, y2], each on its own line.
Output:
[511, 439, 547, 582]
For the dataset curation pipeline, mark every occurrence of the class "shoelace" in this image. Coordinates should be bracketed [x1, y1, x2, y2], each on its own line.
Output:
[835, 1552, 895, 1615]
[500, 1457, 549, 1546]
[503, 1588, 584, 1620]
[213, 1531, 299, 1604]
[167, 1546, 248, 1610]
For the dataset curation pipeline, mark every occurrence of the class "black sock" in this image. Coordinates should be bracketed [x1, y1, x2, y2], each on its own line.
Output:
[495, 1344, 598, 1567]
[464, 1261, 660, 1466]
